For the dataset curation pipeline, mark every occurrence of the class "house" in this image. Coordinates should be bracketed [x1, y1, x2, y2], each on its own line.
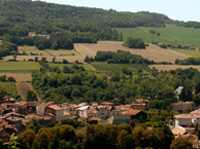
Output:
[3, 96, 15, 103]
[85, 109, 99, 118]
[172, 101, 194, 112]
[98, 105, 113, 119]
[135, 99, 149, 104]
[45, 105, 65, 121]
[0, 119, 18, 136]
[4, 116, 22, 132]
[107, 115, 130, 125]
[27, 101, 37, 114]
[36, 103, 46, 115]
[101, 102, 115, 106]
[122, 109, 147, 122]
[131, 103, 146, 110]
[175, 113, 200, 127]
[184, 44, 196, 50]
[88, 117, 101, 124]
[172, 126, 198, 148]
[28, 32, 36, 37]
[26, 114, 53, 126]
[174, 86, 184, 98]
[37, 34, 50, 39]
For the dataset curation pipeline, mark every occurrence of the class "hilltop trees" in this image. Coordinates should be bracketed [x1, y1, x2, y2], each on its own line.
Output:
[124, 37, 146, 49]
[93, 50, 154, 64]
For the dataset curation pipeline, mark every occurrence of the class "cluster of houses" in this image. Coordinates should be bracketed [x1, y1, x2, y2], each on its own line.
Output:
[0, 96, 148, 142]
[28, 32, 50, 39]
[1, 91, 200, 147]
[171, 101, 200, 147]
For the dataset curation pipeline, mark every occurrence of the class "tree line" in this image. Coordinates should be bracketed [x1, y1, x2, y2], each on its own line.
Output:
[85, 50, 154, 65]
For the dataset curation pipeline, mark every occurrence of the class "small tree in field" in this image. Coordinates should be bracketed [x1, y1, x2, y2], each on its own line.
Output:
[26, 90, 37, 101]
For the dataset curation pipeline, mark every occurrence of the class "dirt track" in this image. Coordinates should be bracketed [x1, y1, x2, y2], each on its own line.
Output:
[16, 82, 35, 100]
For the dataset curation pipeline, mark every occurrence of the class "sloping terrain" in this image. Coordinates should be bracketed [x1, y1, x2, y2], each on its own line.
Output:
[74, 41, 189, 63]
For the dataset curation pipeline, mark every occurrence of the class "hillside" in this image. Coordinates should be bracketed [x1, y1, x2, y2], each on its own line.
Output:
[115, 25, 200, 47]
[0, 0, 170, 37]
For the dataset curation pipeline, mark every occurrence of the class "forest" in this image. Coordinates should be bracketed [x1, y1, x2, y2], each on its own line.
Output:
[31, 60, 200, 109]
[0, 0, 199, 53]
[85, 50, 154, 64]
[0, 40, 18, 59]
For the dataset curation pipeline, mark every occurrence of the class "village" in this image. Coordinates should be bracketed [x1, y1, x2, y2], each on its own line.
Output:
[0, 90, 200, 147]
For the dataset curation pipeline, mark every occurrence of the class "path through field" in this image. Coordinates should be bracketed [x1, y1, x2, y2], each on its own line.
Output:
[16, 82, 40, 101]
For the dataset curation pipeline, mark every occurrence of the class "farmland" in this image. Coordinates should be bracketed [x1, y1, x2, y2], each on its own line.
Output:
[0, 73, 32, 82]
[18, 46, 79, 56]
[74, 41, 189, 63]
[150, 64, 200, 71]
[49, 63, 96, 71]
[2, 41, 190, 63]
[172, 49, 200, 57]
[0, 61, 40, 73]
[115, 25, 200, 47]
[91, 62, 150, 73]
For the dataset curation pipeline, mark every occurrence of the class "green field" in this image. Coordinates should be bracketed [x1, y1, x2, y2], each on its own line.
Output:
[172, 49, 200, 57]
[91, 62, 150, 74]
[0, 61, 41, 73]
[49, 63, 96, 71]
[115, 25, 200, 47]
[0, 82, 20, 99]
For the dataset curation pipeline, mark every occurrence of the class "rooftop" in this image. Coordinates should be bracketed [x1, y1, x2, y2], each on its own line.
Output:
[48, 105, 62, 110]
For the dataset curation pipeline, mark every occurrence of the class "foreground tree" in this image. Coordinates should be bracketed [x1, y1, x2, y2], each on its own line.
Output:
[170, 138, 192, 149]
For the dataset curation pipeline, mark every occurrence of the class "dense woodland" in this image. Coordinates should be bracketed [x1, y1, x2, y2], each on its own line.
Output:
[175, 57, 200, 65]
[85, 50, 154, 64]
[0, 0, 169, 37]
[31, 61, 200, 109]
[0, 40, 17, 59]
[0, 0, 199, 54]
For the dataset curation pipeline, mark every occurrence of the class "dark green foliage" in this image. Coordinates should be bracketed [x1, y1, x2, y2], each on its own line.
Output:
[124, 37, 146, 49]
[85, 132, 116, 149]
[149, 30, 156, 34]
[131, 111, 147, 123]
[94, 50, 154, 64]
[0, 41, 18, 59]
[0, 75, 16, 82]
[0, 0, 169, 37]
[60, 119, 85, 129]
[63, 66, 71, 73]
[26, 90, 37, 101]
[175, 57, 200, 65]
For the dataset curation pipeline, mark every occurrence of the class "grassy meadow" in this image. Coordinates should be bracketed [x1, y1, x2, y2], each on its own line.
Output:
[172, 49, 200, 57]
[0, 61, 40, 73]
[91, 62, 151, 74]
[49, 63, 96, 71]
[115, 25, 200, 47]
